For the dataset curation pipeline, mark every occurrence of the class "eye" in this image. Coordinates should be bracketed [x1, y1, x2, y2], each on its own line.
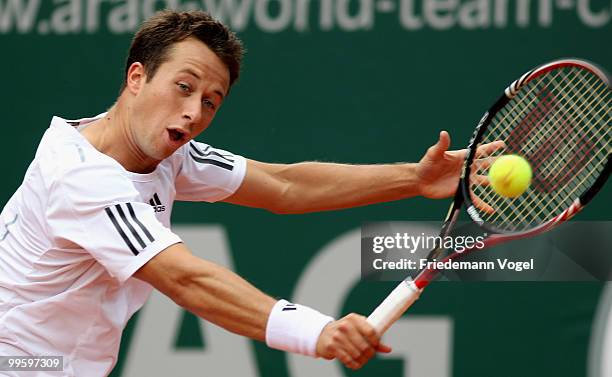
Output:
[202, 99, 216, 111]
[177, 82, 191, 93]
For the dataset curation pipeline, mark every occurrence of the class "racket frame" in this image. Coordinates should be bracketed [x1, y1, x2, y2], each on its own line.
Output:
[461, 58, 611, 235]
[367, 58, 611, 334]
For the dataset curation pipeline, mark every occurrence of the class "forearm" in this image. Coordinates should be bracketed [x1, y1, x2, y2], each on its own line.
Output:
[173, 258, 276, 341]
[136, 245, 333, 352]
[175, 259, 336, 356]
[275, 162, 421, 213]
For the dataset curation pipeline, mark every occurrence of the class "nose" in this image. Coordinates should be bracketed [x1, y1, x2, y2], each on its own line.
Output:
[182, 98, 203, 126]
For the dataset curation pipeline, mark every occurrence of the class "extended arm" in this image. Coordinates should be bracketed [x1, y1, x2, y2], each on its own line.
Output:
[224, 131, 504, 213]
[134, 243, 391, 369]
[224, 159, 421, 214]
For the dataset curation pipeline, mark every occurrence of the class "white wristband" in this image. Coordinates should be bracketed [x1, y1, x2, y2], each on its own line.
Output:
[265, 299, 334, 357]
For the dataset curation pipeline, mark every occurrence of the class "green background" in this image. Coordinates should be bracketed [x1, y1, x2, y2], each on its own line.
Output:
[1, 0, 610, 376]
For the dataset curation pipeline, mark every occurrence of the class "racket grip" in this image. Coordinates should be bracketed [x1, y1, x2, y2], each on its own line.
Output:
[367, 279, 422, 334]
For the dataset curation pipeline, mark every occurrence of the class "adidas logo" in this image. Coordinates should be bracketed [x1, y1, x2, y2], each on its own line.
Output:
[149, 193, 165, 213]
[282, 303, 297, 311]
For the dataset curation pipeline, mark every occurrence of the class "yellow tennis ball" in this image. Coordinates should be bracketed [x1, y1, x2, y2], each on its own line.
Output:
[488, 155, 532, 198]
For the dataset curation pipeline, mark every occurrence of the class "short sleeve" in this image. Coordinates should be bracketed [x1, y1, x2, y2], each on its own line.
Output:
[174, 141, 246, 202]
[46, 162, 182, 283]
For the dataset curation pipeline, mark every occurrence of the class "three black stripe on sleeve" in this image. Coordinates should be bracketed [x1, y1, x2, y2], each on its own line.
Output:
[188, 142, 234, 171]
[105, 203, 155, 255]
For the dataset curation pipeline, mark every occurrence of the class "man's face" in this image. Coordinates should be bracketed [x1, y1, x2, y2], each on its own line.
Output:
[127, 37, 230, 162]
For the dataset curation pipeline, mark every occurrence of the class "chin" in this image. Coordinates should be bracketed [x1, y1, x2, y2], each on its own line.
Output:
[145, 146, 173, 163]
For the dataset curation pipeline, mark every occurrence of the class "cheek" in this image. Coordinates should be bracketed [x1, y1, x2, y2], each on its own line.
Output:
[141, 90, 177, 125]
[132, 90, 158, 122]
[195, 115, 214, 135]
[145, 90, 169, 113]
[140, 84, 176, 111]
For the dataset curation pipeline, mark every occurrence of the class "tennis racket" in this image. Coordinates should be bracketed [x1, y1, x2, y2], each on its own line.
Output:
[367, 58, 611, 334]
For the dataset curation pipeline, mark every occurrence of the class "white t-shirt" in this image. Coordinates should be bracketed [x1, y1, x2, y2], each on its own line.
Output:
[0, 114, 246, 376]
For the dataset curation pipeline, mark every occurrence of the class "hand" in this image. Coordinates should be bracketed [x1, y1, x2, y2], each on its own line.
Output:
[416, 131, 505, 210]
[315, 313, 392, 370]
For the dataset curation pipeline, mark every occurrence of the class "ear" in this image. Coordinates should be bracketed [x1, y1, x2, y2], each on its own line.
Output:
[126, 62, 146, 95]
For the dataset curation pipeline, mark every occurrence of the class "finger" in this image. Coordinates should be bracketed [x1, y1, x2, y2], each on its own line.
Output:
[351, 344, 374, 370]
[345, 326, 375, 362]
[429, 131, 451, 158]
[475, 140, 505, 157]
[339, 333, 363, 360]
[472, 156, 498, 172]
[439, 130, 451, 152]
[475, 140, 506, 158]
[444, 148, 467, 161]
[470, 174, 490, 187]
[337, 349, 359, 370]
[350, 316, 380, 364]
[376, 343, 393, 353]
[335, 318, 367, 360]
[353, 316, 380, 347]
[470, 192, 495, 214]
[337, 315, 375, 365]
[355, 346, 375, 367]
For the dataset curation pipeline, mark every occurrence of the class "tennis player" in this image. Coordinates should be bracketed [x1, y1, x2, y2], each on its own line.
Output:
[0, 10, 499, 377]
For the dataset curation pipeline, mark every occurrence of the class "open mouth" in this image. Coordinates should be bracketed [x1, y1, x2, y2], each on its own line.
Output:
[168, 129, 185, 142]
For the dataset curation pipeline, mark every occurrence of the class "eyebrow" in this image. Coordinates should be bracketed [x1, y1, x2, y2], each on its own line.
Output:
[179, 68, 226, 100]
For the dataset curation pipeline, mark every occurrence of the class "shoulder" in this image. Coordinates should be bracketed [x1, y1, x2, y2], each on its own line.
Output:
[36, 117, 137, 202]
[172, 140, 247, 202]
[176, 141, 241, 171]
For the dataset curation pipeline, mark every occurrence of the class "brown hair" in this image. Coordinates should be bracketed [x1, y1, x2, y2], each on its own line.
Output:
[122, 10, 243, 92]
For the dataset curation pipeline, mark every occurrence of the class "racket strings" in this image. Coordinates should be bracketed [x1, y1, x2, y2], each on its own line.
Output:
[514, 75, 607, 190]
[516, 102, 607, 223]
[474, 69, 601, 223]
[482, 74, 608, 220]
[488, 74, 608, 228]
[491, 75, 608, 228]
[469, 65, 610, 231]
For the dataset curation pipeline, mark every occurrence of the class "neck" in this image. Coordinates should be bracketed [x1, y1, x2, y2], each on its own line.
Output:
[81, 99, 160, 174]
